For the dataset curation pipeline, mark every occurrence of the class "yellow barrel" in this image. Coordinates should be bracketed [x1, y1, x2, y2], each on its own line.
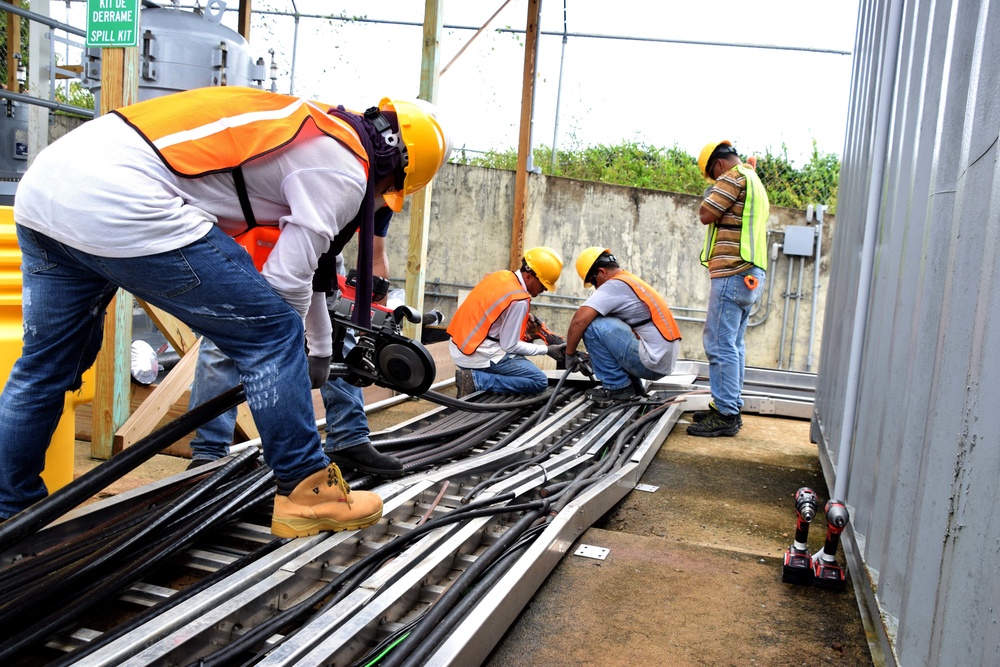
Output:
[0, 206, 90, 492]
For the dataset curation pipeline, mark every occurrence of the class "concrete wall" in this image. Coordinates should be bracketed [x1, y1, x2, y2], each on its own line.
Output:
[56, 110, 832, 371]
[369, 163, 834, 372]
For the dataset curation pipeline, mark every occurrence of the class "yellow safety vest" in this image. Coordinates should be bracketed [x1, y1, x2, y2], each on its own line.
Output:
[610, 271, 682, 342]
[113, 86, 369, 177]
[700, 163, 770, 271]
[447, 271, 531, 355]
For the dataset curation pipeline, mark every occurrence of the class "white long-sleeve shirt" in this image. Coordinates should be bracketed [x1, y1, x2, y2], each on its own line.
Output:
[14, 113, 367, 319]
[448, 270, 548, 369]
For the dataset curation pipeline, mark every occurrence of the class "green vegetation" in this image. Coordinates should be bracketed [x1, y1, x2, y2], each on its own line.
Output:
[453, 140, 839, 213]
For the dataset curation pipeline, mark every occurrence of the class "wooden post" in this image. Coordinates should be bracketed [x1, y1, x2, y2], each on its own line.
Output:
[5, 0, 20, 92]
[91, 46, 139, 460]
[510, 0, 541, 271]
[237, 0, 252, 40]
[402, 0, 443, 342]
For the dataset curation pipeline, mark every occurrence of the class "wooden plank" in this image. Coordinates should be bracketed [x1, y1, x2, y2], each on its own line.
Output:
[92, 290, 133, 460]
[137, 300, 199, 356]
[112, 338, 201, 453]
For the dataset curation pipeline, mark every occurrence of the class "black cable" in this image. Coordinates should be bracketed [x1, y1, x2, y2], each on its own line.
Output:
[378, 503, 549, 667]
[0, 385, 248, 551]
[0, 462, 274, 662]
[51, 536, 288, 666]
[190, 492, 525, 666]
[420, 388, 555, 412]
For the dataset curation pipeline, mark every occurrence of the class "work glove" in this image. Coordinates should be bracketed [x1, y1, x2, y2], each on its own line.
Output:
[566, 350, 595, 379]
[307, 355, 332, 389]
[546, 342, 567, 361]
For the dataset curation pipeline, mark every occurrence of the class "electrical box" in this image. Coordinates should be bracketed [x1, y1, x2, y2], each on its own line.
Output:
[783, 226, 815, 257]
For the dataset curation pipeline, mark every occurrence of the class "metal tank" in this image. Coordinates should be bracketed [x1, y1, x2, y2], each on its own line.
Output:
[82, 0, 266, 107]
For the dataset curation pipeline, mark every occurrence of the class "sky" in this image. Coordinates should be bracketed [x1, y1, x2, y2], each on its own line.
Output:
[64, 0, 861, 165]
[232, 1, 861, 165]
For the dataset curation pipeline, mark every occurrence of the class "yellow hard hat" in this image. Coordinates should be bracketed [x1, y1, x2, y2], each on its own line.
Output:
[523, 246, 563, 291]
[576, 246, 611, 287]
[380, 97, 452, 212]
[697, 139, 733, 183]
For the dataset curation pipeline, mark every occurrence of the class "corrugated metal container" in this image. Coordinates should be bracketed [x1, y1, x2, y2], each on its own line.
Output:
[813, 1, 1000, 665]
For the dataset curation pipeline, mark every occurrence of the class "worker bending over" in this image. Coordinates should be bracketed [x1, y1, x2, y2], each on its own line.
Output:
[447, 247, 565, 395]
[0, 86, 450, 539]
[565, 248, 681, 403]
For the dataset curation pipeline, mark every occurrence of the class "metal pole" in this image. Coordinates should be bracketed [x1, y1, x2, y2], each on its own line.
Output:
[806, 215, 824, 371]
[289, 0, 299, 95]
[788, 256, 805, 370]
[833, 0, 904, 503]
[777, 253, 793, 369]
[550, 0, 567, 171]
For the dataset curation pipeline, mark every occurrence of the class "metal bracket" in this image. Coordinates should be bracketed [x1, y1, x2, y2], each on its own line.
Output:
[574, 544, 610, 560]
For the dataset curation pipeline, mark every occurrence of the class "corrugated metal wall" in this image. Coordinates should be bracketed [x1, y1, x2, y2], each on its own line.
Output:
[813, 0, 1000, 665]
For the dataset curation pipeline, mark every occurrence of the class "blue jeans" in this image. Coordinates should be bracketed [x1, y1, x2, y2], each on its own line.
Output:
[190, 327, 370, 458]
[583, 317, 665, 390]
[471, 354, 547, 394]
[188, 338, 239, 461]
[0, 225, 329, 518]
[703, 267, 765, 416]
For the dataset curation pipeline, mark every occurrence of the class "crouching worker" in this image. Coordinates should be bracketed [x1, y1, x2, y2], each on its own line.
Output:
[447, 247, 565, 395]
[0, 86, 450, 538]
[565, 248, 681, 403]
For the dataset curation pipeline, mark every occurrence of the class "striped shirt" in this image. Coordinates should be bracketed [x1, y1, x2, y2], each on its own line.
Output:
[700, 167, 752, 278]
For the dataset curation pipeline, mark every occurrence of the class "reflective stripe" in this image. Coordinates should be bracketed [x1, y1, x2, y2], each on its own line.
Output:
[152, 98, 307, 150]
[114, 87, 368, 177]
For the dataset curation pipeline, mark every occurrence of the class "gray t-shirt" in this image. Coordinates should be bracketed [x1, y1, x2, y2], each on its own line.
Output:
[583, 278, 679, 374]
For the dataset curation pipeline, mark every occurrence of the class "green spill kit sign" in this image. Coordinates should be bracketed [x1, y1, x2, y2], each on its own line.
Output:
[86, 0, 140, 48]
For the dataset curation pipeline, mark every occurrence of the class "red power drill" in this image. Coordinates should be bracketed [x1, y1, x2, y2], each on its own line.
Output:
[782, 487, 818, 585]
[812, 499, 850, 590]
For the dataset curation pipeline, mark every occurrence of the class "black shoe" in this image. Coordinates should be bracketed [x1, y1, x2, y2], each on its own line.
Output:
[686, 409, 741, 437]
[692, 403, 743, 428]
[328, 442, 405, 476]
[187, 458, 216, 471]
[587, 384, 636, 405]
[630, 375, 648, 397]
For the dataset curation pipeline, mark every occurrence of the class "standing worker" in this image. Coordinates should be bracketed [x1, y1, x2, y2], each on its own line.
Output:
[565, 248, 681, 402]
[447, 247, 565, 395]
[688, 139, 769, 437]
[0, 86, 450, 538]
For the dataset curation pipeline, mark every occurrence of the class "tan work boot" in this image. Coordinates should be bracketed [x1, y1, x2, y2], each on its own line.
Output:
[271, 464, 383, 538]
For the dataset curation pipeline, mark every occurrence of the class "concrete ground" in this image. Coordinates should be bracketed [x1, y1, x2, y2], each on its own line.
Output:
[70, 401, 877, 667]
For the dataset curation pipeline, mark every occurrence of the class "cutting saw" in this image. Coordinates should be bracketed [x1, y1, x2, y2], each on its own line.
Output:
[328, 271, 436, 396]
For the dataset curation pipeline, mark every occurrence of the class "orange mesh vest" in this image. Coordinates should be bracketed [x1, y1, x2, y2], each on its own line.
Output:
[447, 271, 531, 355]
[610, 271, 681, 342]
[113, 86, 369, 177]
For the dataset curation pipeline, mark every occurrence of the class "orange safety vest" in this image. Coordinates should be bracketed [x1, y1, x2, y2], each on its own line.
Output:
[113, 86, 369, 178]
[610, 271, 682, 342]
[447, 271, 531, 355]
